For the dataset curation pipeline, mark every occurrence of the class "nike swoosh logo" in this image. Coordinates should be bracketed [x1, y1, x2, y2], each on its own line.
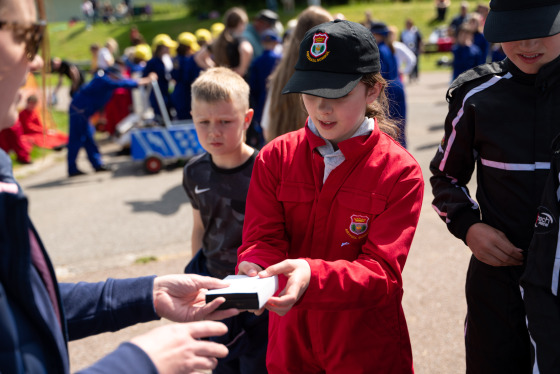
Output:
[195, 186, 210, 194]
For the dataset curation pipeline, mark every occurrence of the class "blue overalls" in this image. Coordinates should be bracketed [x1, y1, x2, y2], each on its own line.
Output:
[68, 71, 137, 175]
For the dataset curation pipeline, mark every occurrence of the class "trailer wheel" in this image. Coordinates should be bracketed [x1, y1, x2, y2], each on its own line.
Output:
[144, 155, 163, 174]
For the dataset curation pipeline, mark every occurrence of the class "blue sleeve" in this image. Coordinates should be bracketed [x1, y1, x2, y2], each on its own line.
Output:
[249, 59, 259, 97]
[116, 78, 139, 89]
[60, 276, 160, 341]
[99, 75, 138, 90]
[171, 57, 184, 82]
[142, 60, 152, 77]
[76, 342, 158, 374]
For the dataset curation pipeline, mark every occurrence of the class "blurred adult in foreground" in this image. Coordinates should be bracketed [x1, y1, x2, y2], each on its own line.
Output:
[261, 6, 333, 142]
[0, 0, 239, 373]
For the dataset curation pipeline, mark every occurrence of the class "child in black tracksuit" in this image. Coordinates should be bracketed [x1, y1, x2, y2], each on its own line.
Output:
[430, 0, 560, 373]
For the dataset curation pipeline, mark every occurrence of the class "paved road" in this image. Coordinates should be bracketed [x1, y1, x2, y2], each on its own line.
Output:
[19, 70, 471, 373]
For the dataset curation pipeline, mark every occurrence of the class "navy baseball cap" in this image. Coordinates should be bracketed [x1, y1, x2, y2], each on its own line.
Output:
[484, 0, 560, 42]
[282, 19, 380, 99]
[104, 66, 123, 79]
[261, 29, 281, 42]
[370, 21, 390, 36]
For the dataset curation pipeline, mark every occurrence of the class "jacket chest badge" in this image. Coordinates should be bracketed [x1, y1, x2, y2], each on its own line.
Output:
[346, 214, 370, 239]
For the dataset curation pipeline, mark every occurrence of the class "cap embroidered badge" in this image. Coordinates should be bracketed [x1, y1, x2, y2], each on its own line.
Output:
[309, 33, 329, 60]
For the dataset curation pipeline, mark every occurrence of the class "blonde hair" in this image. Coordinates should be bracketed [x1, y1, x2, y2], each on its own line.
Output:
[212, 7, 248, 68]
[265, 6, 333, 141]
[105, 38, 119, 54]
[191, 67, 250, 111]
[361, 73, 400, 141]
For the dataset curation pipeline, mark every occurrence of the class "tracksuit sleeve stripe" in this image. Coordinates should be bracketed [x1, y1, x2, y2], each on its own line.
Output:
[439, 73, 512, 171]
[552, 183, 560, 296]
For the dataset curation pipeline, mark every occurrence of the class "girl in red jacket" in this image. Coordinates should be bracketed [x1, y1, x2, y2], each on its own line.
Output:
[237, 20, 424, 373]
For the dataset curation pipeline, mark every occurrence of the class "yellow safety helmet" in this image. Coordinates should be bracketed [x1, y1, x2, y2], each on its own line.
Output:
[210, 22, 225, 39]
[195, 28, 212, 44]
[177, 32, 200, 52]
[152, 33, 178, 53]
[133, 43, 152, 61]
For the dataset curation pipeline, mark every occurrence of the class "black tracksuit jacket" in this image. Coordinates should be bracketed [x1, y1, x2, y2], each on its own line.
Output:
[431, 55, 560, 374]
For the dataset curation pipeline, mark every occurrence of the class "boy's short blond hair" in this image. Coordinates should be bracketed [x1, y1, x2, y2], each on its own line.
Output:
[191, 67, 250, 111]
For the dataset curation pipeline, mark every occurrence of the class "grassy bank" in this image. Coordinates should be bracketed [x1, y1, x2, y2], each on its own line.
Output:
[47, 1, 474, 71]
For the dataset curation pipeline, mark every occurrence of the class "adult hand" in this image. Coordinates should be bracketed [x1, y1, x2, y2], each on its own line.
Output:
[130, 321, 228, 374]
[237, 261, 264, 277]
[466, 223, 524, 266]
[137, 72, 158, 86]
[258, 259, 311, 316]
[153, 274, 239, 322]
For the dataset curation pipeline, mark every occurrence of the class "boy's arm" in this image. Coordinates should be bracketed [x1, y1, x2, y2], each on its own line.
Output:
[191, 208, 204, 258]
[429, 84, 523, 266]
[429, 84, 482, 243]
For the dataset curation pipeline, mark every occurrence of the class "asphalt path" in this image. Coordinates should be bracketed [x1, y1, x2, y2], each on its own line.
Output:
[18, 70, 471, 373]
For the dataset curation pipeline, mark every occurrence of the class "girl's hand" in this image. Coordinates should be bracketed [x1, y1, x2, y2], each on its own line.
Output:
[258, 259, 311, 316]
[237, 261, 264, 277]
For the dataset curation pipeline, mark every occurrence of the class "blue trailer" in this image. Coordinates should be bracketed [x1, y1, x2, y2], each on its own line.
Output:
[130, 123, 204, 173]
[128, 81, 205, 173]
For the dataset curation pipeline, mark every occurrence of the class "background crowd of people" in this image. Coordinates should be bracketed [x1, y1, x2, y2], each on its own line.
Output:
[1, 1, 508, 174]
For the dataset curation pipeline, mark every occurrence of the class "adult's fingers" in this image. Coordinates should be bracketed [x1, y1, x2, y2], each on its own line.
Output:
[186, 321, 228, 340]
[188, 356, 219, 372]
[190, 274, 231, 290]
[206, 308, 240, 321]
[189, 339, 229, 359]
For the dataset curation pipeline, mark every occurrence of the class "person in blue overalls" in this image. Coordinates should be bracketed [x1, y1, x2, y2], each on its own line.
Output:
[171, 32, 201, 120]
[371, 21, 408, 148]
[143, 34, 176, 121]
[67, 66, 156, 177]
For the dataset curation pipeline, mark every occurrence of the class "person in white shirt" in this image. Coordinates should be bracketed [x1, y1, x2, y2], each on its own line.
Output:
[97, 38, 118, 70]
[388, 25, 417, 80]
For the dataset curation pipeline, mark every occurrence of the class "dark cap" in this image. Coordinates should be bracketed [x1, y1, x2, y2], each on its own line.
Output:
[370, 21, 389, 36]
[282, 19, 380, 99]
[256, 9, 278, 24]
[104, 66, 123, 79]
[261, 29, 281, 42]
[483, 0, 560, 42]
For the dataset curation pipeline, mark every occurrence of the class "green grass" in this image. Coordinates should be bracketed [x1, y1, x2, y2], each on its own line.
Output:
[50, 109, 69, 133]
[47, 0, 475, 71]
[134, 256, 158, 264]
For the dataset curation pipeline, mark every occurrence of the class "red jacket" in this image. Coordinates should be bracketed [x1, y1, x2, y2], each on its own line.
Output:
[237, 122, 424, 373]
